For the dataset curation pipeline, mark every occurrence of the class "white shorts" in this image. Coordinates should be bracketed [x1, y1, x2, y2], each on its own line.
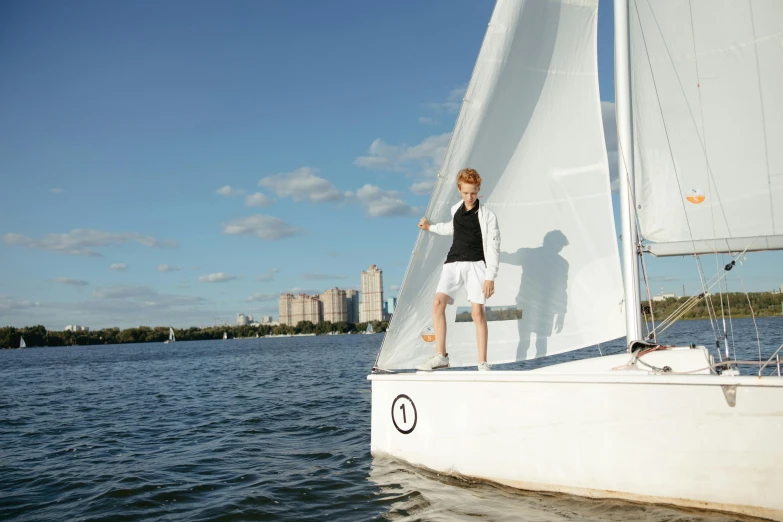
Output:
[436, 261, 486, 305]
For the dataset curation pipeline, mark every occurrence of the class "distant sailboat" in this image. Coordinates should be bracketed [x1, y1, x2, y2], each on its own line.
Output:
[19, 337, 26, 349]
[365, 323, 374, 335]
[164, 327, 175, 344]
[223, 332, 228, 340]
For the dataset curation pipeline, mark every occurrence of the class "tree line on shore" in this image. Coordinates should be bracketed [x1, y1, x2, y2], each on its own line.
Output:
[641, 291, 782, 321]
[3, 291, 780, 349]
[0, 320, 390, 349]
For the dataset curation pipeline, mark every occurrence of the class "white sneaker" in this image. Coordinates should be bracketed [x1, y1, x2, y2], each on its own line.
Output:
[417, 353, 450, 371]
[478, 362, 491, 372]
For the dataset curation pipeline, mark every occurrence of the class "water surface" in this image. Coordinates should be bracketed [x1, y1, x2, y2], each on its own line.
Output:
[1, 317, 780, 521]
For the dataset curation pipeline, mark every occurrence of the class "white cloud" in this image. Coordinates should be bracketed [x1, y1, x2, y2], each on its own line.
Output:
[216, 185, 245, 197]
[51, 278, 89, 287]
[245, 192, 273, 207]
[222, 215, 301, 240]
[1, 229, 176, 256]
[50, 188, 64, 194]
[425, 85, 466, 114]
[256, 268, 279, 282]
[356, 184, 419, 217]
[92, 286, 158, 300]
[0, 297, 41, 311]
[198, 272, 237, 283]
[390, 284, 400, 291]
[259, 167, 345, 203]
[109, 263, 127, 272]
[418, 116, 436, 125]
[354, 133, 450, 176]
[90, 285, 207, 309]
[157, 264, 183, 272]
[301, 273, 347, 281]
[288, 287, 321, 296]
[247, 293, 277, 302]
[409, 180, 435, 195]
[2, 289, 219, 330]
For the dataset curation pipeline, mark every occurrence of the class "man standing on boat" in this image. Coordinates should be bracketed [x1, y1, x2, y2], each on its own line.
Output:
[416, 168, 501, 371]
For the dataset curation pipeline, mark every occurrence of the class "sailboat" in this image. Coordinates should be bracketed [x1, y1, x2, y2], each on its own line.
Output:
[164, 327, 175, 344]
[19, 337, 26, 349]
[368, 0, 783, 519]
[365, 322, 374, 335]
[223, 331, 228, 340]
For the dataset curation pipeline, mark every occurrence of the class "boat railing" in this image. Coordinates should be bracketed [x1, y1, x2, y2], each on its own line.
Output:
[630, 357, 782, 377]
[758, 342, 783, 378]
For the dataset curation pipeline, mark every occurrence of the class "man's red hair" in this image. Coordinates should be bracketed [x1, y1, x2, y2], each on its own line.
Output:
[457, 168, 482, 189]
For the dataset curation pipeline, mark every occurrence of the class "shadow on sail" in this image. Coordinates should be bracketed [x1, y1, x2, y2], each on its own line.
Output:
[500, 230, 569, 359]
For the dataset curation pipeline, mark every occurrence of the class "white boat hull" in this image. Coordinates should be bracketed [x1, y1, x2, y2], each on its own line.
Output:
[369, 352, 783, 520]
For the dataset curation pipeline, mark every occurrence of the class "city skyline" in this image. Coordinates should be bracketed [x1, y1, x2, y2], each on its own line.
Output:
[277, 265, 385, 326]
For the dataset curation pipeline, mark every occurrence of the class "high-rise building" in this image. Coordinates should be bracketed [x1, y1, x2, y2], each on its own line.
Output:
[279, 293, 294, 325]
[345, 289, 360, 323]
[305, 294, 322, 324]
[387, 297, 397, 315]
[237, 313, 250, 326]
[322, 288, 347, 323]
[65, 325, 89, 332]
[291, 294, 306, 325]
[288, 293, 323, 325]
[360, 264, 384, 322]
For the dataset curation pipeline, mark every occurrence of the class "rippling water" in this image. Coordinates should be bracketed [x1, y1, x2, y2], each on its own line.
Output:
[1, 317, 780, 521]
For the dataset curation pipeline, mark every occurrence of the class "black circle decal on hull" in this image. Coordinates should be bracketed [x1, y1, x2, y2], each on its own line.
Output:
[391, 394, 417, 434]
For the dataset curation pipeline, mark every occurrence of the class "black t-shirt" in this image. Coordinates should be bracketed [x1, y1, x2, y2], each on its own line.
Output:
[445, 201, 485, 264]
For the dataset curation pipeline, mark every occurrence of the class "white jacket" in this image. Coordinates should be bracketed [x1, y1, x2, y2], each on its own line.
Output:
[428, 201, 501, 281]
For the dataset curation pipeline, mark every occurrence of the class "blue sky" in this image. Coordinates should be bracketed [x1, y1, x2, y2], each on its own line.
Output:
[1, 0, 781, 329]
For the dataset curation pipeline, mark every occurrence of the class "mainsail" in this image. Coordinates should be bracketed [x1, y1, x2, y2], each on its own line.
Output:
[377, 0, 625, 370]
[630, 0, 783, 256]
[169, 327, 176, 343]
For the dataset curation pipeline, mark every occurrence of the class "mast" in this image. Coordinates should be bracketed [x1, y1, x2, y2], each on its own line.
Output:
[614, 0, 643, 345]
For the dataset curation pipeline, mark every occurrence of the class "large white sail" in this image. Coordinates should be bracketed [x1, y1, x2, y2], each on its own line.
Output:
[630, 0, 783, 257]
[377, 0, 625, 370]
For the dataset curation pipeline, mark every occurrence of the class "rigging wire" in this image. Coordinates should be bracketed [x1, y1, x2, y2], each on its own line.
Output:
[646, 251, 751, 341]
[715, 253, 729, 360]
[638, 249, 656, 342]
[695, 255, 722, 359]
[725, 279, 738, 362]
[687, 0, 732, 361]
[735, 270, 764, 366]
